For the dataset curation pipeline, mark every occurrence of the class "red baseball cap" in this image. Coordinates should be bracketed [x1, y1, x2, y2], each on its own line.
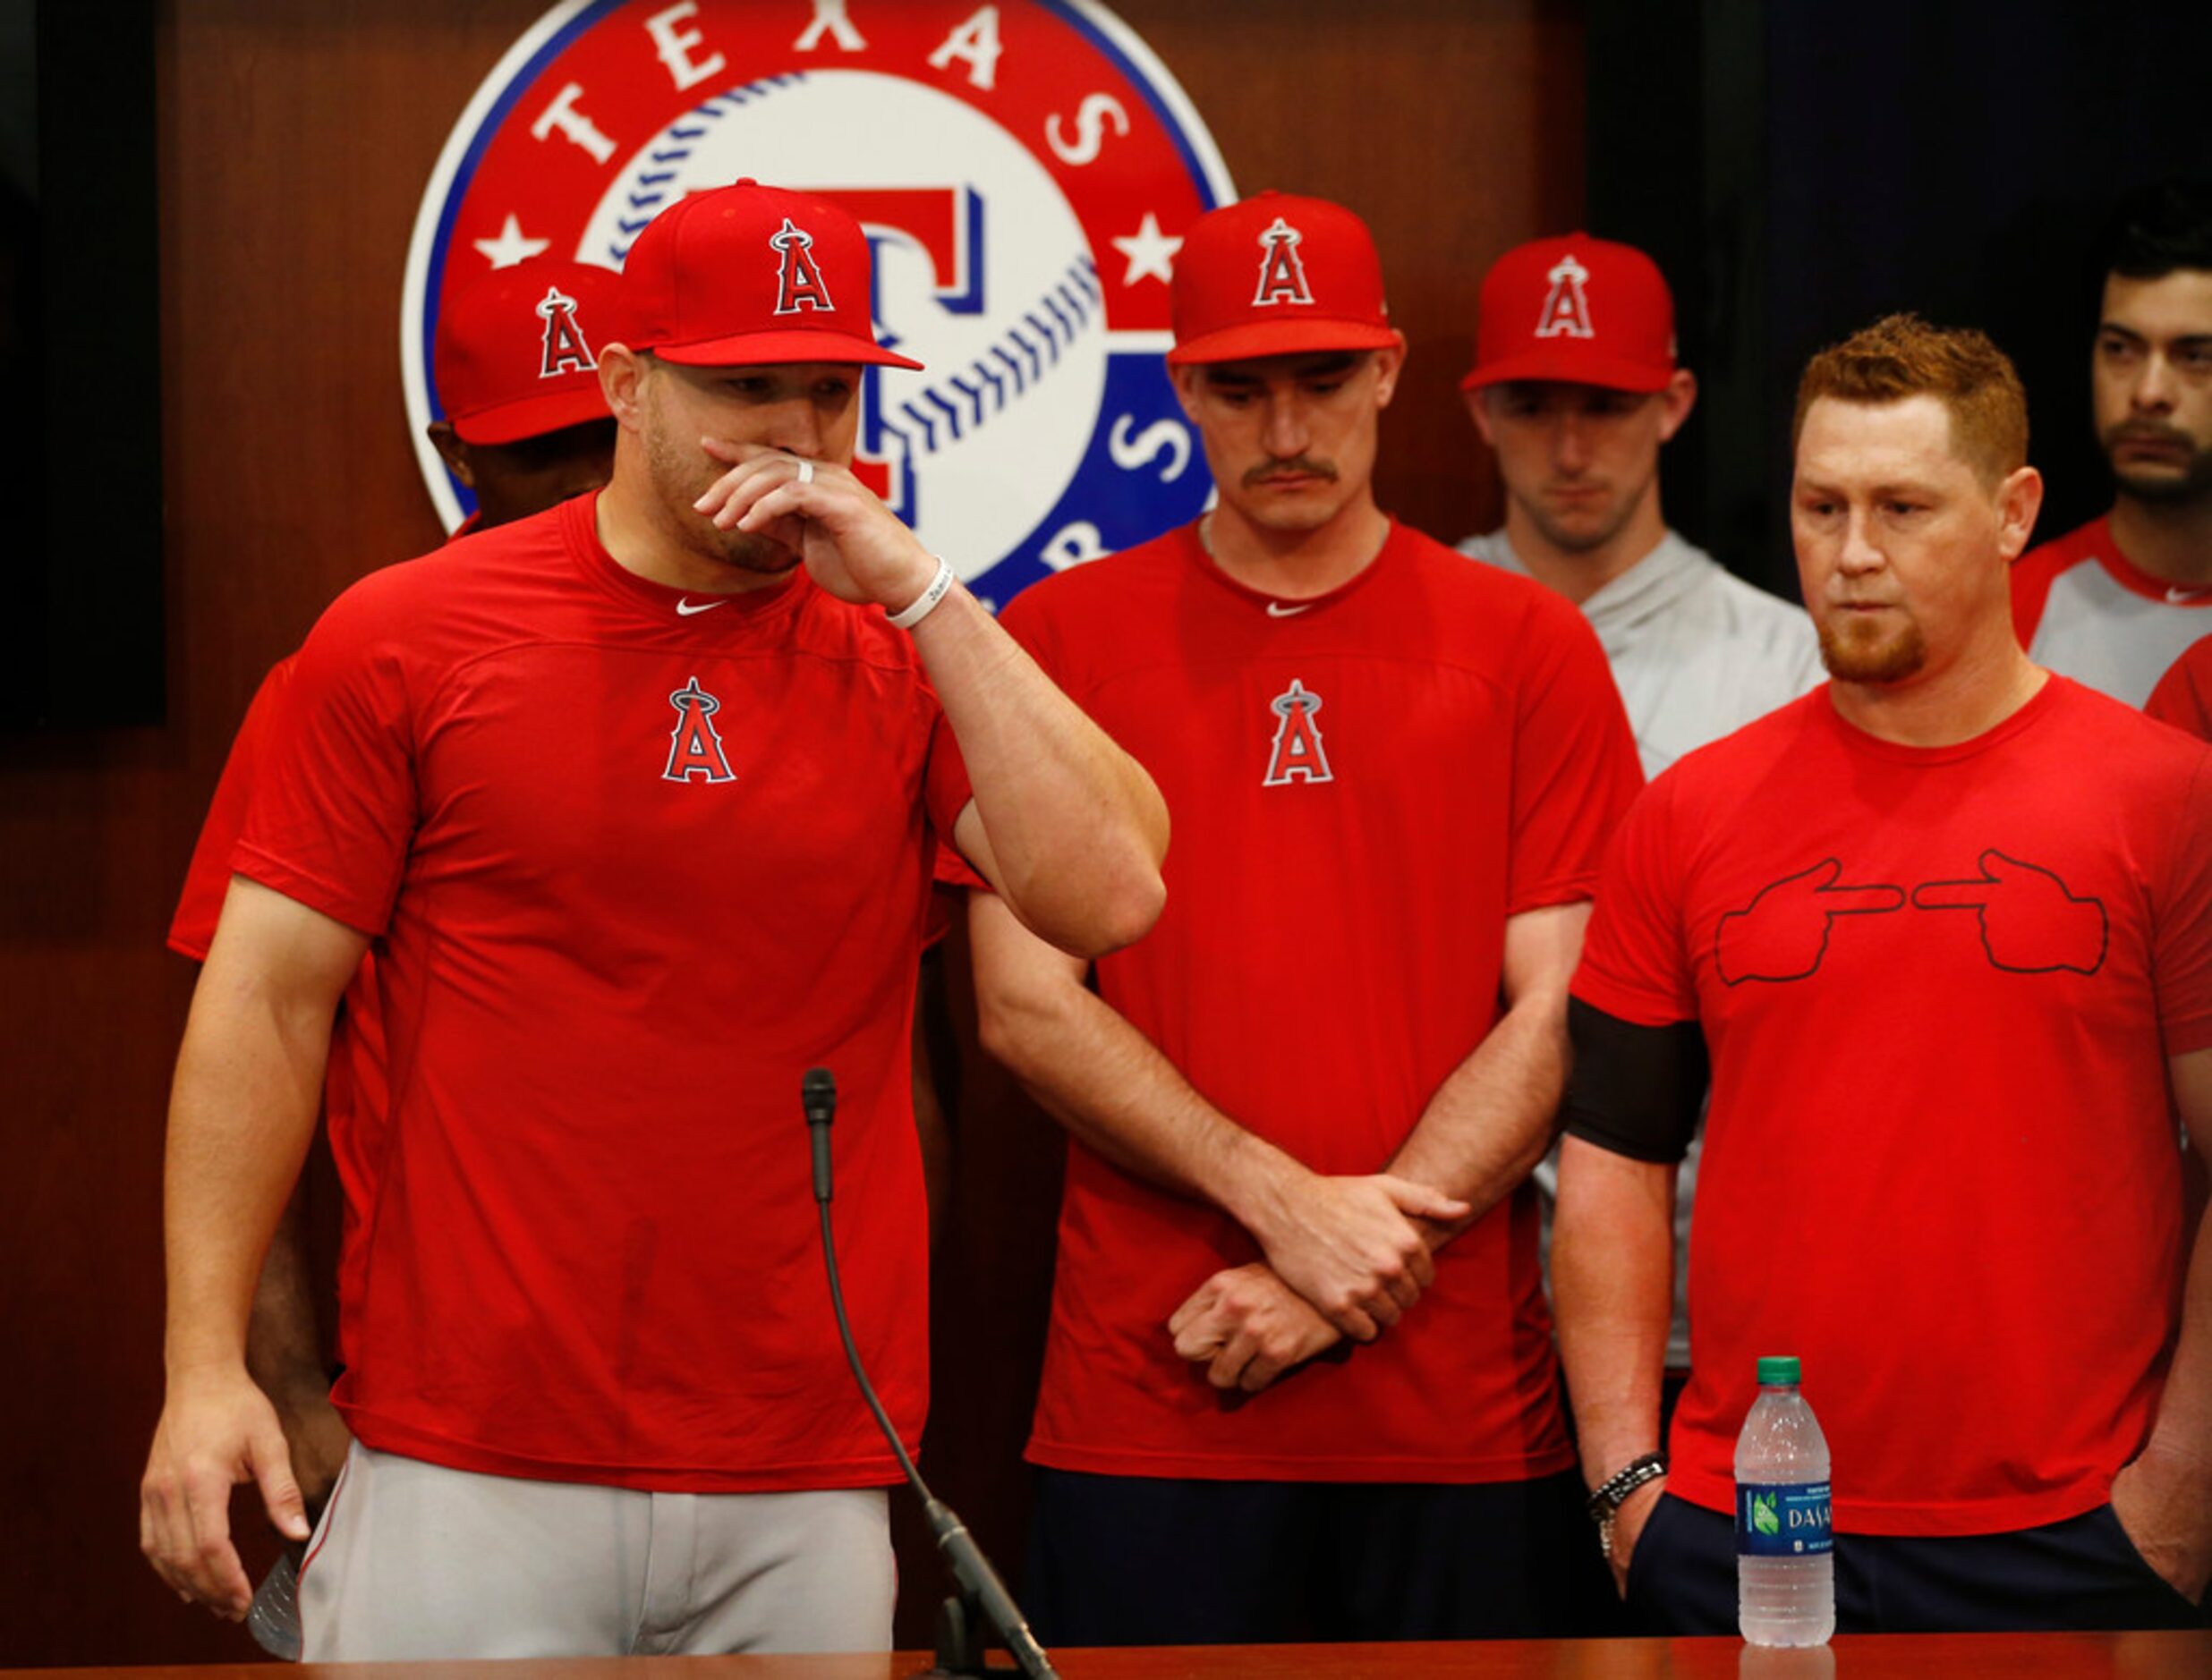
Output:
[435, 258, 622, 445]
[618, 178, 923, 371]
[1461, 233, 1677, 393]
[1167, 191, 1400, 366]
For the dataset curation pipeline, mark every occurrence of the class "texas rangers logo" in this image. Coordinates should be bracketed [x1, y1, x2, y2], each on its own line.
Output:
[536, 284, 599, 376]
[1262, 678, 1333, 786]
[664, 676, 738, 783]
[1252, 216, 1314, 307]
[1535, 253, 1595, 339]
[404, 1, 1235, 611]
[770, 216, 835, 314]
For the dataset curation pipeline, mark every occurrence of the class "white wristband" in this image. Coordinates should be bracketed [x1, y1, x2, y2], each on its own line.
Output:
[887, 556, 957, 631]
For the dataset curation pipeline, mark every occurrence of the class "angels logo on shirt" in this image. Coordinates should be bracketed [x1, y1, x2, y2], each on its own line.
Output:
[404, 0, 1235, 611]
[536, 284, 599, 376]
[1535, 252, 1594, 339]
[664, 676, 738, 783]
[1262, 677, 1333, 786]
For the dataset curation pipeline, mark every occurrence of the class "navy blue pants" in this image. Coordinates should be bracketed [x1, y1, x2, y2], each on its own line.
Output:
[1628, 1491, 2206, 1633]
[1023, 1467, 1620, 1644]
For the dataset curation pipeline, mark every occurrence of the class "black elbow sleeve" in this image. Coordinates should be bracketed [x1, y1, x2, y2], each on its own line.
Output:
[1561, 997, 1706, 1164]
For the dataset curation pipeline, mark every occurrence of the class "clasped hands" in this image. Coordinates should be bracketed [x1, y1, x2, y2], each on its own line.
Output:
[1169, 1170, 1467, 1396]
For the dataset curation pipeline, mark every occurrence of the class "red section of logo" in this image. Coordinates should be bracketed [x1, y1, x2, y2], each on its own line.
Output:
[435, 2, 1209, 333]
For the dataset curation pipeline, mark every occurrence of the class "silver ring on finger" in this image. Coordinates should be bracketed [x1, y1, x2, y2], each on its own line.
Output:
[794, 457, 814, 486]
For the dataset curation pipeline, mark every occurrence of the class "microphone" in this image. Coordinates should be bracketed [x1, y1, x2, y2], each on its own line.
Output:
[800, 1068, 1058, 1679]
[802, 1066, 837, 1203]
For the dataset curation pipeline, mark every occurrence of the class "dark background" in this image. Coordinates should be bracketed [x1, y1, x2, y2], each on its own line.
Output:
[1587, 0, 2212, 598]
[4, 0, 2208, 1666]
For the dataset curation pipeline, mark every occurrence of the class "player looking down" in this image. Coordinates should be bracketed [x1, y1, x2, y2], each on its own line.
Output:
[1558, 313, 2212, 1633]
[972, 191, 1641, 1643]
[139, 180, 1167, 1659]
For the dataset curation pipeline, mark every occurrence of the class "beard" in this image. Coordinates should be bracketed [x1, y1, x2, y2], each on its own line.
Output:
[1819, 609, 1927, 684]
[639, 403, 801, 576]
[1517, 463, 1653, 556]
[2103, 420, 2212, 505]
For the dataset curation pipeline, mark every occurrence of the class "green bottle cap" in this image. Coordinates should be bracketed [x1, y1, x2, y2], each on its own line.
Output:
[1757, 1355, 1801, 1386]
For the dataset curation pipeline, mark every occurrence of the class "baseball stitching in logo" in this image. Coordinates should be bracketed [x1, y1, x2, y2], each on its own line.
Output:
[404, 0, 1236, 614]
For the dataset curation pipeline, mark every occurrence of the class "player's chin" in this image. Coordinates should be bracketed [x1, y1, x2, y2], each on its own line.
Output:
[714, 530, 804, 574]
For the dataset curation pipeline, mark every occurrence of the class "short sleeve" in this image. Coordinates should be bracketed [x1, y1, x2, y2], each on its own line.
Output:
[2147, 639, 2212, 743]
[1505, 594, 1645, 914]
[169, 658, 296, 959]
[1572, 774, 1699, 1027]
[232, 584, 421, 938]
[2155, 749, 2212, 1055]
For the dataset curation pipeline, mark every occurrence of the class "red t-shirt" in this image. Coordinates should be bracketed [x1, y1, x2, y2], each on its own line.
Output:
[171, 659, 387, 1368]
[234, 492, 972, 1491]
[2012, 515, 2212, 707]
[1574, 678, 2212, 1535]
[1003, 521, 1642, 1481]
[2148, 634, 2212, 742]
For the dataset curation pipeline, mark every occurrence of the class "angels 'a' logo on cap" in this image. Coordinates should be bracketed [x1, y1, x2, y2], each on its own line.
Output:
[1252, 216, 1315, 308]
[535, 285, 597, 379]
[1535, 253, 1595, 340]
[770, 216, 835, 317]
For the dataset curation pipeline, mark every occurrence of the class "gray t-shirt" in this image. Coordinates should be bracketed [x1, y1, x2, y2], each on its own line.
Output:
[1461, 528, 1823, 1368]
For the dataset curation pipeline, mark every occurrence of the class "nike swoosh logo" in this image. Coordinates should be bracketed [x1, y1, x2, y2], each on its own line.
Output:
[676, 598, 727, 616]
[2166, 587, 2210, 605]
[1265, 600, 1313, 618]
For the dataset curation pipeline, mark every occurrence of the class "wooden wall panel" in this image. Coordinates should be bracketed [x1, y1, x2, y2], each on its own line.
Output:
[0, 2, 1580, 1664]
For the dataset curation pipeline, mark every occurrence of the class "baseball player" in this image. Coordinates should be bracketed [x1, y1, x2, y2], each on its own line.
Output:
[2013, 180, 2212, 705]
[138, 180, 1167, 1659]
[1558, 314, 2212, 1631]
[1459, 233, 1822, 1430]
[970, 191, 1643, 1642]
[163, 257, 625, 1559]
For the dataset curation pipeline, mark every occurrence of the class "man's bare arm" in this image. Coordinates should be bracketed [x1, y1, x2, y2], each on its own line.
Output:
[140, 878, 366, 1619]
[1167, 904, 1589, 1389]
[969, 891, 1467, 1343]
[2110, 1046, 2212, 1601]
[1388, 901, 1588, 1226]
[1555, 1136, 1677, 1593]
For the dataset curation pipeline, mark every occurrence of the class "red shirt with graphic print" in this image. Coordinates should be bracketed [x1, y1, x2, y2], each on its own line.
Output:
[1573, 679, 2212, 1534]
[1002, 520, 1641, 1481]
[234, 491, 970, 1491]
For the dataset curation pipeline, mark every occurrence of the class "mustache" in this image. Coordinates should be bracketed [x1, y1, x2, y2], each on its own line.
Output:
[2107, 420, 2194, 449]
[1244, 456, 1339, 487]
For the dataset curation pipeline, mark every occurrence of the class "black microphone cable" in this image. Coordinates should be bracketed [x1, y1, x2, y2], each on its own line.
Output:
[803, 1067, 1058, 1679]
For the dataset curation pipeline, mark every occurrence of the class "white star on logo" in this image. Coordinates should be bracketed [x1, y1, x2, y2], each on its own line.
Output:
[473, 214, 552, 270]
[1111, 212, 1182, 288]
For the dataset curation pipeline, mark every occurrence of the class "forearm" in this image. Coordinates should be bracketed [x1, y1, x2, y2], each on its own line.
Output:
[978, 946, 1300, 1226]
[1387, 985, 1569, 1246]
[166, 971, 334, 1380]
[914, 590, 1166, 955]
[1554, 1136, 1676, 1487]
[2142, 1203, 2212, 1480]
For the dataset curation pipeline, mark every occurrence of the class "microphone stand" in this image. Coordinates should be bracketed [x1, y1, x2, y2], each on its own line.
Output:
[803, 1069, 1059, 1679]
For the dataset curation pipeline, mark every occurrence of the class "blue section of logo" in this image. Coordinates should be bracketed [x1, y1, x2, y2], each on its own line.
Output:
[1735, 1481, 1834, 1558]
[968, 349, 1211, 611]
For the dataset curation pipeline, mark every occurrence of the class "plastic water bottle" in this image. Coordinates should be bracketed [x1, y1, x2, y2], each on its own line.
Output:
[1734, 1354, 1833, 1646]
[245, 1545, 304, 1661]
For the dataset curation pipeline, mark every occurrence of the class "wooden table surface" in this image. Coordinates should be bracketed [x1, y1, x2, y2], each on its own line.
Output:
[11, 1632, 2209, 1678]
